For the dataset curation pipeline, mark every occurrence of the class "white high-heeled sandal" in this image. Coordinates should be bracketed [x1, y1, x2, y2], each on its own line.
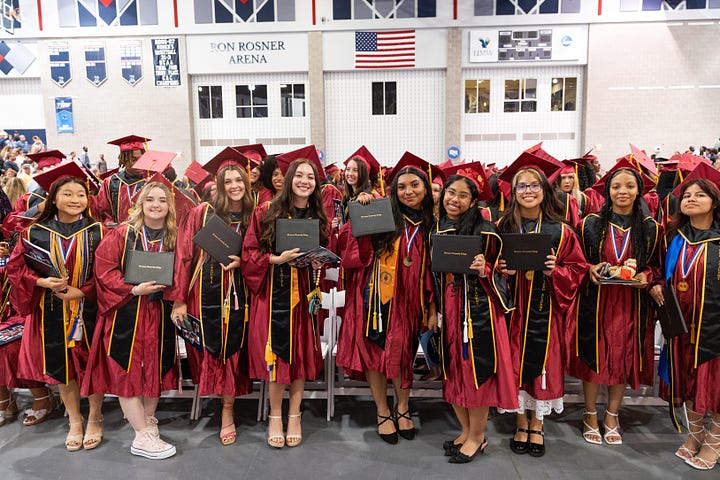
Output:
[603, 410, 622, 445]
[582, 410, 602, 445]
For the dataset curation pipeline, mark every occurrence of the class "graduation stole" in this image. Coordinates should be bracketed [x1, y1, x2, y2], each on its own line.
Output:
[668, 228, 720, 367]
[516, 218, 562, 387]
[191, 208, 249, 361]
[576, 215, 658, 372]
[364, 238, 399, 350]
[108, 173, 145, 223]
[31, 220, 101, 383]
[107, 227, 175, 376]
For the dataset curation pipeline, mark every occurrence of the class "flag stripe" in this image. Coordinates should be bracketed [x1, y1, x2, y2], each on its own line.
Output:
[355, 29, 416, 69]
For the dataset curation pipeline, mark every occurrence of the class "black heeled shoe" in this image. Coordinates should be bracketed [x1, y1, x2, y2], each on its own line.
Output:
[509, 428, 529, 454]
[443, 439, 463, 456]
[394, 408, 416, 440]
[449, 437, 488, 464]
[377, 413, 398, 445]
[527, 429, 545, 457]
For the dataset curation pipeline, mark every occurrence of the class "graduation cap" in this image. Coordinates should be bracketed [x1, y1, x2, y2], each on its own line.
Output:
[107, 135, 151, 152]
[671, 162, 720, 199]
[668, 152, 711, 177]
[324, 163, 341, 176]
[132, 150, 177, 176]
[628, 143, 658, 177]
[27, 149, 65, 170]
[276, 145, 325, 181]
[442, 161, 493, 201]
[524, 142, 560, 164]
[184, 161, 211, 186]
[232, 144, 267, 164]
[203, 146, 260, 178]
[497, 151, 563, 198]
[591, 158, 656, 196]
[387, 151, 445, 186]
[345, 146, 381, 180]
[33, 159, 101, 194]
[100, 168, 119, 181]
[132, 172, 196, 221]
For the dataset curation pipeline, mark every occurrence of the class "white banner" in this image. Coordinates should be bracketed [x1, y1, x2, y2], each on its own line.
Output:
[468, 25, 587, 65]
[186, 33, 308, 74]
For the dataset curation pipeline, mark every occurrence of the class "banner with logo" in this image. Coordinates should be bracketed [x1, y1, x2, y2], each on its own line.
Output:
[55, 97, 74, 133]
[84, 43, 107, 87]
[468, 25, 587, 65]
[120, 40, 143, 86]
[49, 41, 71, 87]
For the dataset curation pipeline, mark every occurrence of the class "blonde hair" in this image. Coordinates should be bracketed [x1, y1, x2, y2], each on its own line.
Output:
[3, 177, 26, 204]
[125, 181, 177, 251]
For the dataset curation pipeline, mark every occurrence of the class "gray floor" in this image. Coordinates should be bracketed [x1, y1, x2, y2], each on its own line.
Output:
[0, 394, 715, 480]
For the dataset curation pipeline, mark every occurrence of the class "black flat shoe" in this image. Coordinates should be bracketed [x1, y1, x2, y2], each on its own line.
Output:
[449, 438, 488, 464]
[377, 413, 398, 445]
[394, 408, 416, 440]
[527, 429, 545, 457]
[509, 428, 529, 454]
[443, 440, 463, 456]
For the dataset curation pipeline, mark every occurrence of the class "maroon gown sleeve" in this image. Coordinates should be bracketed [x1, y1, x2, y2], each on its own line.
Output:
[241, 203, 272, 295]
[92, 179, 114, 225]
[6, 230, 42, 316]
[165, 203, 206, 303]
[94, 225, 134, 316]
[549, 225, 589, 313]
[336, 221, 374, 270]
[257, 188, 274, 206]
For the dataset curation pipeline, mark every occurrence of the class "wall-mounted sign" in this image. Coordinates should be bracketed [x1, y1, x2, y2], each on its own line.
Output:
[152, 38, 181, 87]
[49, 42, 71, 87]
[120, 40, 143, 86]
[55, 97, 74, 133]
[84, 43, 107, 87]
[468, 25, 587, 65]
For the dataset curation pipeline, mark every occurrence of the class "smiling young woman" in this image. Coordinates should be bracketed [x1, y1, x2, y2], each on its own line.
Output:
[84, 181, 179, 459]
[569, 166, 660, 447]
[243, 158, 330, 449]
[431, 170, 516, 464]
[167, 154, 256, 448]
[7, 174, 105, 452]
[496, 158, 588, 458]
[652, 170, 720, 471]
[336, 152, 438, 446]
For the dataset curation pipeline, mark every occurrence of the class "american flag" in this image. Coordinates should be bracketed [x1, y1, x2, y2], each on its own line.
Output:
[355, 30, 416, 69]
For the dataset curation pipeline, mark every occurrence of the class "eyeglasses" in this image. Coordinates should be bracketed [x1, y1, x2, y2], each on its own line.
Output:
[515, 182, 542, 193]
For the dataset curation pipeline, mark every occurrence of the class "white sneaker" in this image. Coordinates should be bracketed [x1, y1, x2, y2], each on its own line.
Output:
[145, 416, 160, 438]
[130, 430, 176, 460]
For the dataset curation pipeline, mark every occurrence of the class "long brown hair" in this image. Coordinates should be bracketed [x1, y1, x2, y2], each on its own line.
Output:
[213, 165, 253, 229]
[125, 181, 177, 251]
[497, 167, 566, 233]
[342, 157, 371, 205]
[258, 159, 328, 253]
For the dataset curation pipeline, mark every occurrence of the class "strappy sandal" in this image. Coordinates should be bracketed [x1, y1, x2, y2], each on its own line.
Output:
[527, 428, 545, 457]
[0, 395, 18, 427]
[267, 415, 285, 449]
[582, 410, 602, 445]
[220, 403, 237, 446]
[66, 418, 84, 452]
[675, 411, 705, 460]
[377, 412, 398, 445]
[603, 410, 622, 445]
[23, 389, 56, 426]
[686, 419, 720, 470]
[83, 416, 103, 450]
[394, 407, 416, 440]
[286, 412, 302, 447]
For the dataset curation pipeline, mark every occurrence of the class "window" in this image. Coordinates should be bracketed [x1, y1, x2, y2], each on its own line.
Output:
[504, 78, 536, 112]
[372, 81, 396, 115]
[198, 85, 223, 119]
[281, 83, 306, 117]
[235, 84, 268, 118]
[551, 77, 576, 111]
[333, 0, 436, 20]
[465, 79, 490, 113]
